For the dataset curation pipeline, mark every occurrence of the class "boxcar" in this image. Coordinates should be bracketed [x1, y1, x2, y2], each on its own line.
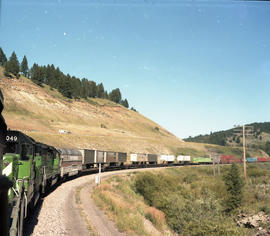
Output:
[58, 148, 82, 177]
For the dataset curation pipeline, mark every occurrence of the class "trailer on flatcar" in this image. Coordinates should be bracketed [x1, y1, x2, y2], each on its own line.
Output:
[130, 153, 147, 165]
[146, 154, 158, 165]
[192, 157, 212, 164]
[177, 155, 191, 164]
[160, 155, 175, 164]
[58, 148, 82, 178]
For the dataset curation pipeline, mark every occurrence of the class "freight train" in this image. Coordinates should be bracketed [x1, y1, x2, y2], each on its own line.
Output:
[1, 94, 270, 236]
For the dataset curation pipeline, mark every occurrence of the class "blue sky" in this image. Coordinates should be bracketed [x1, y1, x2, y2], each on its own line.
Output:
[0, 0, 269, 139]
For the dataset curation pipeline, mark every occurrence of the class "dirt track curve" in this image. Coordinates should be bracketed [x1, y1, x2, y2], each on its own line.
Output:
[24, 167, 182, 236]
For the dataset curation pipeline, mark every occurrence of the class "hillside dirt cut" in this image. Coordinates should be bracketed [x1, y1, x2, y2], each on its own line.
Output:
[0, 71, 211, 154]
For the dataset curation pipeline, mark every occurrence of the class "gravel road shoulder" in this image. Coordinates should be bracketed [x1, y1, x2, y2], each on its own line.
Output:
[26, 166, 181, 236]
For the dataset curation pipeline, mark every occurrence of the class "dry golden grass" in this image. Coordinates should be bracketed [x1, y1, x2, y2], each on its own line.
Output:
[1, 69, 236, 157]
[92, 175, 174, 235]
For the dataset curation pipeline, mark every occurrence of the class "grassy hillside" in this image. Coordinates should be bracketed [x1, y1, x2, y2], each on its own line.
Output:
[0, 68, 265, 157]
[0, 68, 187, 154]
[184, 123, 270, 157]
[93, 164, 270, 235]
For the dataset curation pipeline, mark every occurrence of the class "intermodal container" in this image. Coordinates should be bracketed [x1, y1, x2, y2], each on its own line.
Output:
[117, 152, 127, 163]
[177, 155, 191, 162]
[147, 154, 158, 163]
[193, 157, 212, 164]
[106, 151, 117, 163]
[220, 155, 235, 164]
[95, 150, 105, 163]
[246, 157, 257, 163]
[130, 153, 138, 162]
[130, 153, 147, 162]
[160, 155, 175, 162]
[257, 157, 270, 162]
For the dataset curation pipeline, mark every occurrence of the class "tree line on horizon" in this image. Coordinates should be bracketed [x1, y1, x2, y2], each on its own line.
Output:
[0, 48, 134, 110]
[184, 122, 270, 155]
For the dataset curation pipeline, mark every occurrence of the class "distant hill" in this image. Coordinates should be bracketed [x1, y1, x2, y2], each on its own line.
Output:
[184, 123, 270, 156]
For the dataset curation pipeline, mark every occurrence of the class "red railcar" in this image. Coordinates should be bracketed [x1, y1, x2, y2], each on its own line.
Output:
[257, 157, 270, 162]
[220, 155, 235, 164]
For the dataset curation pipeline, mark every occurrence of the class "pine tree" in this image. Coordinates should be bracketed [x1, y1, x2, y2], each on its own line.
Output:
[109, 88, 122, 103]
[0, 48, 7, 66]
[223, 163, 244, 212]
[103, 91, 109, 99]
[20, 55, 29, 76]
[96, 83, 105, 98]
[59, 74, 72, 98]
[5, 51, 20, 77]
[120, 99, 129, 108]
[88, 81, 97, 98]
[81, 78, 88, 99]
[30, 63, 44, 86]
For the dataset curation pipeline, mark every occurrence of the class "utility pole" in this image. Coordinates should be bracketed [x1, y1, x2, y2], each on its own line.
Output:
[212, 154, 216, 176]
[234, 124, 253, 181]
[211, 153, 220, 176]
[243, 125, 247, 180]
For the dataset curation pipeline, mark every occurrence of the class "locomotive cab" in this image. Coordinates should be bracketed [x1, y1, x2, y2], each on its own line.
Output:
[2, 130, 36, 202]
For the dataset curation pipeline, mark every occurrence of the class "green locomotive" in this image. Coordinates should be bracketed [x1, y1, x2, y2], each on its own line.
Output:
[0, 88, 11, 236]
[2, 130, 60, 235]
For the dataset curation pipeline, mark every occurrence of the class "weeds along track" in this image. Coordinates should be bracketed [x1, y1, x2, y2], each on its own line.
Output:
[25, 164, 211, 235]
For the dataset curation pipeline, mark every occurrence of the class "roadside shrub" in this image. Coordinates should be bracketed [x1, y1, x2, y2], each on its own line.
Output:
[100, 123, 107, 128]
[134, 172, 175, 207]
[260, 205, 270, 215]
[247, 165, 267, 178]
[183, 173, 198, 184]
[145, 207, 166, 230]
[223, 163, 244, 212]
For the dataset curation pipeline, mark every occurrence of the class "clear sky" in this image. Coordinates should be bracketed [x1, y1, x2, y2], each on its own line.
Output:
[0, 0, 269, 139]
